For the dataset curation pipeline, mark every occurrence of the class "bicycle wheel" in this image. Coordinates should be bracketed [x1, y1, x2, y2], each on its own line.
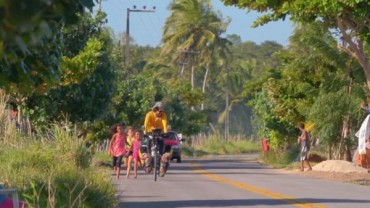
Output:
[153, 148, 158, 181]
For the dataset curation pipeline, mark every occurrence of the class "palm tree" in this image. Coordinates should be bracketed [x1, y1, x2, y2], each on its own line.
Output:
[161, 0, 230, 97]
[199, 36, 231, 110]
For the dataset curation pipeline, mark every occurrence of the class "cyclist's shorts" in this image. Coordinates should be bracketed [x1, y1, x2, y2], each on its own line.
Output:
[157, 140, 171, 154]
[164, 144, 171, 153]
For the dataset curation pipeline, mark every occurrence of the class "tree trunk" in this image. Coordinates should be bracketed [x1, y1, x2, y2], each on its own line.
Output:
[337, 18, 370, 90]
[180, 64, 186, 79]
[337, 76, 353, 161]
[339, 115, 350, 161]
[223, 67, 230, 141]
[201, 65, 210, 110]
[191, 65, 195, 111]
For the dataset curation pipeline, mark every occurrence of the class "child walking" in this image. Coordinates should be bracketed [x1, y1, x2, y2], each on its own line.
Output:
[108, 123, 126, 179]
[125, 127, 134, 178]
[124, 126, 134, 168]
[126, 130, 142, 179]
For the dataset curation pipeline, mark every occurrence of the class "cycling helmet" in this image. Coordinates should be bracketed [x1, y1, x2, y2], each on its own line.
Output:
[152, 101, 164, 110]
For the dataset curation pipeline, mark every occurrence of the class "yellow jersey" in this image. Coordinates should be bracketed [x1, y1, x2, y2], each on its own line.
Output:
[144, 110, 168, 133]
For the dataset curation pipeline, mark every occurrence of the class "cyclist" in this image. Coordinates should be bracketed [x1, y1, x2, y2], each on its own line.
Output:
[143, 101, 170, 177]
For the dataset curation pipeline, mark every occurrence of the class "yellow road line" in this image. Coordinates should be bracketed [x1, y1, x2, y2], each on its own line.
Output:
[189, 163, 327, 208]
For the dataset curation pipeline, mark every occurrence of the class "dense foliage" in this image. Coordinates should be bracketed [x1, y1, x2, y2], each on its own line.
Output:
[0, 95, 116, 207]
[0, 0, 95, 94]
[221, 0, 370, 90]
[24, 13, 115, 130]
[0, 0, 369, 177]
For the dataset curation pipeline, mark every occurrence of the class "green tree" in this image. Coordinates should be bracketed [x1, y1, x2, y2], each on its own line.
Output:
[25, 12, 115, 131]
[0, 0, 95, 93]
[226, 34, 242, 46]
[162, 0, 230, 93]
[251, 22, 365, 157]
[221, 0, 370, 89]
[213, 41, 284, 137]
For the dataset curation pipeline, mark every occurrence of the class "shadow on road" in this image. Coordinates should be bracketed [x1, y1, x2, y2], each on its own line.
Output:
[169, 158, 276, 172]
[119, 198, 370, 208]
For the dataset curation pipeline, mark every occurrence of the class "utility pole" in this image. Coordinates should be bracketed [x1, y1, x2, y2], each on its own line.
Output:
[125, 6, 156, 65]
[96, 0, 102, 11]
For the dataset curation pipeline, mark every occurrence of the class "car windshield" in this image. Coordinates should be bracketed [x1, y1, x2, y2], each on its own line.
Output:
[166, 132, 177, 140]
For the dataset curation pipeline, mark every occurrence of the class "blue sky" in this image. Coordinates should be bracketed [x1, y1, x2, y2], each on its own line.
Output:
[99, 0, 294, 47]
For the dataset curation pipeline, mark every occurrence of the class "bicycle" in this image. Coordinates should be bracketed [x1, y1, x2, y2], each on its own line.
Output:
[142, 129, 164, 181]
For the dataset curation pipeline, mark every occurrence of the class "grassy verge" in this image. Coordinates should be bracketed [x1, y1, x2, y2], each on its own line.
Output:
[0, 126, 117, 208]
[0, 97, 116, 207]
[259, 146, 327, 170]
[182, 134, 261, 157]
[259, 147, 301, 169]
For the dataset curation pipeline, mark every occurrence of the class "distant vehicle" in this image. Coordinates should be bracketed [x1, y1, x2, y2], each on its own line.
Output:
[163, 131, 185, 163]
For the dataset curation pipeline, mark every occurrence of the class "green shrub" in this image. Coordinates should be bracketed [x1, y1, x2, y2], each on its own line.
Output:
[260, 145, 300, 168]
[190, 134, 260, 155]
[0, 101, 117, 208]
[92, 151, 112, 168]
[22, 166, 116, 208]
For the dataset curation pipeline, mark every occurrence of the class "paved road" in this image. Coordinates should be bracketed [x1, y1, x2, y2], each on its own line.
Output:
[112, 154, 370, 208]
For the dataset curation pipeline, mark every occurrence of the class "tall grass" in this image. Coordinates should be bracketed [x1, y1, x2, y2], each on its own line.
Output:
[185, 133, 260, 156]
[0, 94, 116, 208]
[260, 146, 301, 169]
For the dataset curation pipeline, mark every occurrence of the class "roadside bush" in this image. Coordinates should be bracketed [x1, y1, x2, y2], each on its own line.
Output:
[190, 134, 260, 155]
[22, 166, 116, 208]
[260, 145, 300, 168]
[0, 95, 116, 208]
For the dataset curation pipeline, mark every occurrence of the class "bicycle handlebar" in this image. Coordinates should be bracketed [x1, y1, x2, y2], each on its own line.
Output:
[144, 128, 168, 138]
[144, 133, 167, 139]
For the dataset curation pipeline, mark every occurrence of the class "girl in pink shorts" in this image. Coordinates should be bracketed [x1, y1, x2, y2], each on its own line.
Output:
[131, 130, 142, 179]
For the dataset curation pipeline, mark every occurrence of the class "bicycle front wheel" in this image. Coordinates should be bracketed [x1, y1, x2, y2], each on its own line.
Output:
[153, 151, 158, 181]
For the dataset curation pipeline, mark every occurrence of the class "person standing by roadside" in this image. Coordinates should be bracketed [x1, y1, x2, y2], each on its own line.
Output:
[262, 137, 270, 153]
[298, 123, 312, 171]
[108, 123, 126, 179]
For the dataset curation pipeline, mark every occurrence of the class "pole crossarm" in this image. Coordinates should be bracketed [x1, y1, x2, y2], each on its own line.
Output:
[128, 9, 155, 13]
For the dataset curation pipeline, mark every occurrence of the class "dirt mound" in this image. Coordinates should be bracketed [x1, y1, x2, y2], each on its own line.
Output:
[308, 153, 326, 163]
[313, 160, 368, 173]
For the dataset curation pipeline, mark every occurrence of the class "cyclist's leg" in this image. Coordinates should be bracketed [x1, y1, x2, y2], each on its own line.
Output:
[143, 153, 152, 173]
[160, 145, 171, 176]
[161, 146, 171, 163]
[157, 139, 168, 162]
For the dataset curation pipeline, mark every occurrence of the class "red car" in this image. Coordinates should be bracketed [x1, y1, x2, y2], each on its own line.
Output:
[163, 131, 185, 163]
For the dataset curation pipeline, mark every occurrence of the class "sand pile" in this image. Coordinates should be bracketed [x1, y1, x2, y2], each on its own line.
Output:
[313, 160, 368, 173]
